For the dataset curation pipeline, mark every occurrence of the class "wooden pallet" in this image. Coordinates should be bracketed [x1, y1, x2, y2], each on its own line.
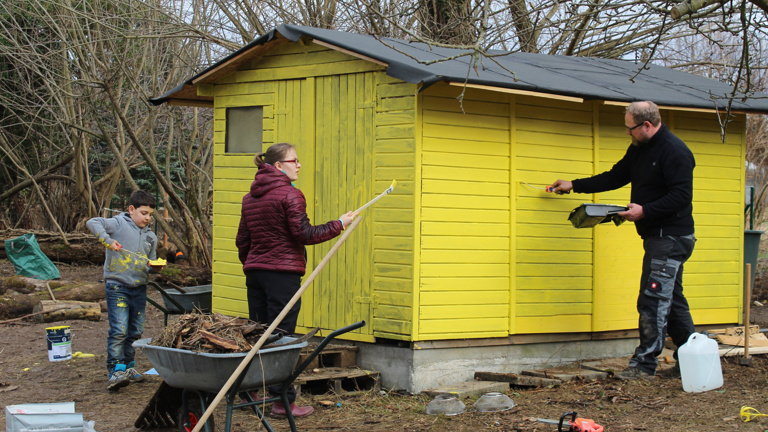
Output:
[298, 344, 358, 369]
[296, 367, 380, 395]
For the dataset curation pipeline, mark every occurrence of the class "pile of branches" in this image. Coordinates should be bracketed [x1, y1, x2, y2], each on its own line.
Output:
[151, 313, 266, 353]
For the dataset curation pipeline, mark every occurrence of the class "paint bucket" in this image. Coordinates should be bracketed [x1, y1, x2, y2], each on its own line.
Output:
[678, 332, 722, 393]
[45, 326, 72, 362]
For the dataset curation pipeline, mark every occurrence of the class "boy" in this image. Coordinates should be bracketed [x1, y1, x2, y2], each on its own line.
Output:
[87, 190, 158, 391]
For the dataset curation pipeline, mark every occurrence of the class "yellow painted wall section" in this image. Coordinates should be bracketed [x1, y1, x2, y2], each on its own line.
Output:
[592, 105, 644, 332]
[418, 84, 511, 340]
[371, 74, 418, 340]
[514, 97, 595, 334]
[673, 112, 744, 326]
[210, 42, 386, 341]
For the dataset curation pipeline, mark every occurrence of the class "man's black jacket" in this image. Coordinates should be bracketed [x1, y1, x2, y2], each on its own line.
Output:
[571, 123, 695, 239]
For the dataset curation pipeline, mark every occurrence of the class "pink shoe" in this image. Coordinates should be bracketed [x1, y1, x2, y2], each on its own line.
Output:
[271, 401, 314, 417]
[240, 392, 268, 407]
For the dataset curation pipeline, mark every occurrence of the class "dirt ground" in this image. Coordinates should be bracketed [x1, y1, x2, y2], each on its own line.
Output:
[3, 260, 768, 432]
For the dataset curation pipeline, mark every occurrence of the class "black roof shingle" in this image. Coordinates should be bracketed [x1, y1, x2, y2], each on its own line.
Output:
[151, 24, 768, 113]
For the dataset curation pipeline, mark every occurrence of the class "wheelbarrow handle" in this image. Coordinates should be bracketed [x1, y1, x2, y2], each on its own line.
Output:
[287, 321, 366, 383]
[146, 281, 187, 313]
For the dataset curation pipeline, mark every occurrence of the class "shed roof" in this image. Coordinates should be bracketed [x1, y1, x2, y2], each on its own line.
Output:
[151, 24, 768, 113]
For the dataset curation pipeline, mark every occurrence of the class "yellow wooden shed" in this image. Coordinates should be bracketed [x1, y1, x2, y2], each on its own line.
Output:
[153, 24, 768, 391]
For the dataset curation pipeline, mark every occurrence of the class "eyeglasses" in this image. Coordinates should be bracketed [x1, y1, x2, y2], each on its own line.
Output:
[279, 159, 299, 165]
[625, 122, 644, 132]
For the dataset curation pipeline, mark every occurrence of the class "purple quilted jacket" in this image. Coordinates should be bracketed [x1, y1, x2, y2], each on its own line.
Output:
[236, 163, 343, 275]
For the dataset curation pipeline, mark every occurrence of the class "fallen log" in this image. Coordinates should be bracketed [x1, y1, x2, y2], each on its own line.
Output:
[0, 277, 105, 319]
[0, 229, 169, 264]
[32, 300, 101, 323]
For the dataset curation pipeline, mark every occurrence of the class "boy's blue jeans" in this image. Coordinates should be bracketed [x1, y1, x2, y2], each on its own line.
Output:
[105, 281, 147, 374]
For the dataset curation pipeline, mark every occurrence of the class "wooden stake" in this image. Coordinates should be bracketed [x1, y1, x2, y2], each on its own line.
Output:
[190, 216, 362, 432]
[743, 263, 752, 364]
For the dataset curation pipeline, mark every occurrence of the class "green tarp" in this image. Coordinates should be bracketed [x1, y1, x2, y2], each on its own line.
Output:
[4, 233, 60, 280]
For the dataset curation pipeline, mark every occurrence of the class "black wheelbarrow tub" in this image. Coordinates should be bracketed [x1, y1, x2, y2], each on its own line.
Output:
[134, 337, 307, 392]
[160, 284, 212, 313]
[568, 203, 629, 228]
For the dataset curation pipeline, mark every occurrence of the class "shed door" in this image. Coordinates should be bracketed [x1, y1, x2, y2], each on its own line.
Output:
[274, 76, 375, 341]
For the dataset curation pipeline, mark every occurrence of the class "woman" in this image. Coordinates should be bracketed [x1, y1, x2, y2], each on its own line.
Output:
[236, 142, 356, 417]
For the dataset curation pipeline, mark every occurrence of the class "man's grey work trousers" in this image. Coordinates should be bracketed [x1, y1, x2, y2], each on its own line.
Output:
[629, 234, 697, 374]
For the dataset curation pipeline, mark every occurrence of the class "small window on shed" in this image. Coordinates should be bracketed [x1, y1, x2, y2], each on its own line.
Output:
[226, 106, 263, 153]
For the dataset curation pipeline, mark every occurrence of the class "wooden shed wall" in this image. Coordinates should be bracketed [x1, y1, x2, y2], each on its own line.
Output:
[417, 83, 745, 341]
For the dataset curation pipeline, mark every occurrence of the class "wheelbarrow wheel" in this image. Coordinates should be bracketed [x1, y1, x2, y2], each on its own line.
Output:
[179, 396, 215, 432]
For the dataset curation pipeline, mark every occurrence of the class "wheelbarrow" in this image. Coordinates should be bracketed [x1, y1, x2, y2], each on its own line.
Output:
[145, 280, 212, 325]
[134, 320, 366, 432]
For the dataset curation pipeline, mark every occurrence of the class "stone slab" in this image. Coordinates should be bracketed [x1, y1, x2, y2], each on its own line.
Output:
[422, 380, 508, 399]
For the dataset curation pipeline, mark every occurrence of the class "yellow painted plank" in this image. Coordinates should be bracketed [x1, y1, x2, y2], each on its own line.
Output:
[378, 96, 416, 112]
[423, 110, 509, 129]
[373, 249, 413, 265]
[691, 308, 739, 324]
[374, 263, 413, 279]
[421, 221, 510, 236]
[422, 137, 509, 156]
[517, 263, 591, 277]
[516, 276, 592, 290]
[516, 237, 592, 251]
[421, 249, 509, 264]
[378, 82, 416, 98]
[422, 179, 508, 196]
[376, 111, 416, 125]
[420, 304, 508, 319]
[421, 263, 509, 277]
[372, 318, 412, 336]
[422, 236, 509, 250]
[421, 277, 509, 291]
[418, 317, 508, 334]
[517, 250, 591, 264]
[423, 123, 509, 142]
[423, 165, 508, 183]
[375, 291, 412, 306]
[373, 222, 414, 237]
[516, 315, 591, 333]
[375, 138, 416, 153]
[421, 207, 509, 223]
[420, 290, 509, 305]
[374, 305, 411, 321]
[376, 124, 416, 141]
[516, 290, 592, 303]
[422, 96, 510, 116]
[422, 152, 509, 170]
[374, 276, 412, 292]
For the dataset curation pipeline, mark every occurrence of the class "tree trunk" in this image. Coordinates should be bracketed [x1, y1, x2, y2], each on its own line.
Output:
[0, 278, 105, 318]
[32, 300, 101, 323]
[0, 229, 169, 264]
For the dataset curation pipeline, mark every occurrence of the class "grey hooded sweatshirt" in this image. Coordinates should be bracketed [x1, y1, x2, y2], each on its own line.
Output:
[86, 213, 157, 287]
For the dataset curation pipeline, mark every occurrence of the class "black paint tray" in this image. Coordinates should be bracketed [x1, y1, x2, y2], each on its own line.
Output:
[568, 203, 629, 228]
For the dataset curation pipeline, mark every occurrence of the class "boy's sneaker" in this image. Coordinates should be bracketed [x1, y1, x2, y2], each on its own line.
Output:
[107, 370, 130, 391]
[616, 366, 655, 381]
[126, 367, 145, 383]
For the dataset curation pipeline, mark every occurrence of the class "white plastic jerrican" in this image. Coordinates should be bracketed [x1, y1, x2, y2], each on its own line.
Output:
[678, 332, 723, 393]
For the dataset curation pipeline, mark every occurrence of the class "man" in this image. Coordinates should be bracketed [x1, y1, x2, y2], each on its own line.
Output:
[550, 101, 696, 380]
